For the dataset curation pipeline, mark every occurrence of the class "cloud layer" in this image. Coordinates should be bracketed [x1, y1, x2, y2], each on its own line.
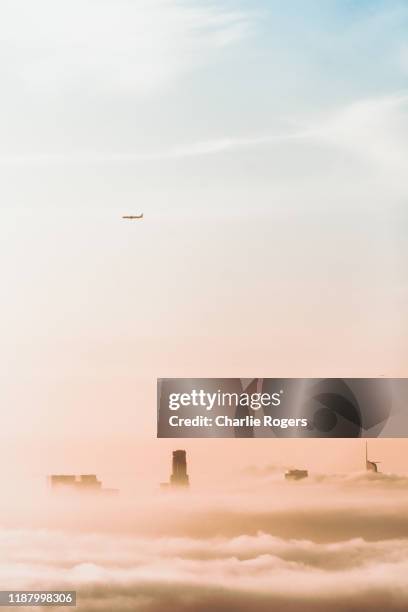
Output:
[1, 529, 408, 611]
[1, 474, 408, 610]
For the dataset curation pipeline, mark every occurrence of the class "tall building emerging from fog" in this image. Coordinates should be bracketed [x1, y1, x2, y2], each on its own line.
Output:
[170, 450, 189, 487]
[161, 450, 190, 489]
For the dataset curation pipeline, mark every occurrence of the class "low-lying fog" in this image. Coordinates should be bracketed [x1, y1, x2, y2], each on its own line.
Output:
[1, 469, 408, 611]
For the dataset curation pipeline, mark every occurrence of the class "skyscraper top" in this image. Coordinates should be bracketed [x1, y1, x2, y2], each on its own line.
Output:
[170, 449, 189, 487]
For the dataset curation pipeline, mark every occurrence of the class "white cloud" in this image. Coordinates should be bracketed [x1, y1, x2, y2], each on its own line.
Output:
[0, 0, 251, 95]
[298, 93, 408, 172]
[1, 528, 408, 610]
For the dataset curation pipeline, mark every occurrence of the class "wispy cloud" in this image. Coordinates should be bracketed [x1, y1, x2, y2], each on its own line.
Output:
[2, 93, 408, 171]
[299, 93, 408, 171]
[0, 0, 252, 95]
[0, 134, 291, 165]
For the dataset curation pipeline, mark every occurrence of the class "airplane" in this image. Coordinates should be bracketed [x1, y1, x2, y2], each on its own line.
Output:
[122, 214, 143, 220]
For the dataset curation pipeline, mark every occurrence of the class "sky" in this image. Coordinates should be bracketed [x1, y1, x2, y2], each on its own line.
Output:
[0, 0, 408, 487]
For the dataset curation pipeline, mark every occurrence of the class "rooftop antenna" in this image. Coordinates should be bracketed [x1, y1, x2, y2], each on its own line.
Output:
[365, 441, 380, 473]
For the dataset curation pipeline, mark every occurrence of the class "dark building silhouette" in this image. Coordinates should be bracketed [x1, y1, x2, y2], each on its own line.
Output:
[171, 450, 189, 487]
[49, 474, 118, 494]
[161, 450, 190, 489]
[285, 469, 308, 481]
[50, 475, 77, 488]
[76, 474, 102, 490]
